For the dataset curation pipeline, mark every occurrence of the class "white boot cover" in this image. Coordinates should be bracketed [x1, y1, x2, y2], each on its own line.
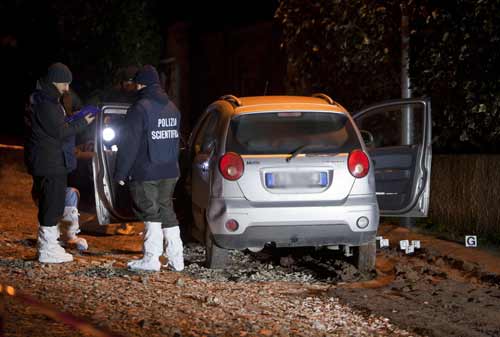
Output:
[163, 226, 184, 271]
[38, 225, 73, 263]
[61, 206, 88, 251]
[128, 221, 163, 271]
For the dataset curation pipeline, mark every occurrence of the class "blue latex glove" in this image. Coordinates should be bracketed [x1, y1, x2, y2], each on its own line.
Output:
[65, 105, 100, 123]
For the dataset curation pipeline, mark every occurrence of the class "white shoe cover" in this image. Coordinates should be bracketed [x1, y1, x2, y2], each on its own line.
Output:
[38, 225, 73, 263]
[127, 253, 161, 271]
[163, 226, 184, 271]
[66, 237, 88, 251]
[127, 222, 163, 272]
[60, 206, 88, 251]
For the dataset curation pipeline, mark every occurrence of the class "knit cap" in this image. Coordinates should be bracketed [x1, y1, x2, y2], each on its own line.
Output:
[45, 62, 72, 83]
[133, 64, 160, 86]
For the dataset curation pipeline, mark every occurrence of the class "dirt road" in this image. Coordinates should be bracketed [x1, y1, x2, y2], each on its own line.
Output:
[0, 148, 499, 337]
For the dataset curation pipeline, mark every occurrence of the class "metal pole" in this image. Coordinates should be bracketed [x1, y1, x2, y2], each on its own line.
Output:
[401, 4, 416, 228]
[401, 4, 413, 144]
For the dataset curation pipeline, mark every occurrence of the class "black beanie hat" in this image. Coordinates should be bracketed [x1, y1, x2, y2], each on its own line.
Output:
[133, 64, 160, 86]
[45, 62, 72, 83]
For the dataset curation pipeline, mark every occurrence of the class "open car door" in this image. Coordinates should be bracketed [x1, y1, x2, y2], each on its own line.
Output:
[353, 98, 432, 217]
[92, 104, 138, 225]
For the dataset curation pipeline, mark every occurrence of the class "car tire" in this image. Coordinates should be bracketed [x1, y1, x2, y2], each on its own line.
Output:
[354, 240, 376, 273]
[204, 226, 229, 269]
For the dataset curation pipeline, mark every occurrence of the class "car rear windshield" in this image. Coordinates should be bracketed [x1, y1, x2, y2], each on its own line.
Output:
[225, 111, 361, 155]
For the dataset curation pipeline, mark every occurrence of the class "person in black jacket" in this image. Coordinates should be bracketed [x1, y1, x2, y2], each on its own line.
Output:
[24, 62, 95, 263]
[114, 64, 184, 272]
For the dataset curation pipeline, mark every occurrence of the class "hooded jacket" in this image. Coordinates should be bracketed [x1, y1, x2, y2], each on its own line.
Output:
[24, 79, 87, 176]
[114, 84, 181, 182]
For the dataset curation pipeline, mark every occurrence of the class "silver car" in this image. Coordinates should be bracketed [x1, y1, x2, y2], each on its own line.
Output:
[75, 95, 431, 272]
[185, 94, 432, 271]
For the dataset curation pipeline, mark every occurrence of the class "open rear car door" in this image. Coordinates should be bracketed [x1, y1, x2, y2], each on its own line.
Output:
[353, 98, 432, 217]
[92, 104, 138, 225]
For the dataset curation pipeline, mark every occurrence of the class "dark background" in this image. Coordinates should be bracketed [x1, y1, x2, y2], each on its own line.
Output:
[0, 0, 279, 145]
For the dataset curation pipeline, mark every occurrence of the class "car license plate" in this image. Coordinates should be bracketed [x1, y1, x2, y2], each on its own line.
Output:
[265, 171, 328, 188]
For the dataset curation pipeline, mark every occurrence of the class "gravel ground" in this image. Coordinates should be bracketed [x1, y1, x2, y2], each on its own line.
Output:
[1, 148, 499, 337]
[0, 253, 417, 337]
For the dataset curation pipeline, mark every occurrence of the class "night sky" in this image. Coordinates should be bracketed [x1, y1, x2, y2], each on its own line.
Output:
[0, 0, 278, 144]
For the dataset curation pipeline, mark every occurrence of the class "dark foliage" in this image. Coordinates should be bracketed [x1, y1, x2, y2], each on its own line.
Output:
[276, 0, 500, 153]
[1, 0, 161, 98]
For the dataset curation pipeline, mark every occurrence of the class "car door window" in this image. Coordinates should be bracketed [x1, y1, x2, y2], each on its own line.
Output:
[355, 104, 424, 149]
[193, 112, 219, 155]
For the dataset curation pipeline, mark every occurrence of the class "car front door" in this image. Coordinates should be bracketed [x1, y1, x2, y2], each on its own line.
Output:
[93, 104, 138, 225]
[187, 110, 220, 241]
[190, 111, 220, 210]
[353, 98, 432, 217]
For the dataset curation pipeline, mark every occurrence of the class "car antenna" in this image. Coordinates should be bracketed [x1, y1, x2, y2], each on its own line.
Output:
[263, 80, 269, 96]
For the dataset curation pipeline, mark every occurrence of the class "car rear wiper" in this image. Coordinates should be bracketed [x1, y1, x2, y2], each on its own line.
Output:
[286, 144, 309, 162]
[286, 144, 331, 162]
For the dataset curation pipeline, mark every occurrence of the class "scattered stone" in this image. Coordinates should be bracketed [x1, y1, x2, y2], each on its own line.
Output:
[171, 328, 182, 337]
[279, 256, 295, 267]
[206, 296, 221, 306]
[312, 321, 326, 331]
[258, 328, 273, 336]
[176, 278, 185, 287]
[139, 319, 149, 328]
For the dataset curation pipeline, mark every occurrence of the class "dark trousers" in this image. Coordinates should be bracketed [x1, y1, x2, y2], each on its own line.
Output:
[129, 178, 179, 228]
[31, 175, 67, 227]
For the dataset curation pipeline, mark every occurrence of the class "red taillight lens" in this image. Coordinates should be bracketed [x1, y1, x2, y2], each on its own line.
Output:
[348, 149, 370, 178]
[219, 152, 244, 180]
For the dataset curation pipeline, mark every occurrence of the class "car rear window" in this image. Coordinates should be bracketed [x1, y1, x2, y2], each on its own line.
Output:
[225, 111, 361, 155]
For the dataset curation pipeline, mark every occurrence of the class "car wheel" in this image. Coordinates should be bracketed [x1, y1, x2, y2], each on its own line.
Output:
[353, 240, 376, 273]
[204, 226, 229, 269]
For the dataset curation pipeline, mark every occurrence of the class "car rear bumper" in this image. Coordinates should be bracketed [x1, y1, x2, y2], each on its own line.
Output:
[207, 194, 379, 249]
[213, 225, 376, 249]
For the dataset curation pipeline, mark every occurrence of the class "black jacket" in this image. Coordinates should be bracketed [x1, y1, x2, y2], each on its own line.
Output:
[114, 84, 181, 182]
[24, 79, 87, 176]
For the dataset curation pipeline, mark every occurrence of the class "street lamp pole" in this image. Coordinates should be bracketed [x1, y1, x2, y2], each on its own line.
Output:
[401, 4, 416, 228]
[401, 4, 413, 142]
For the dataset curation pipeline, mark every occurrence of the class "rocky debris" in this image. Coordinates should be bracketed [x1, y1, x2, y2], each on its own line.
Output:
[333, 248, 500, 337]
[181, 243, 368, 284]
[1, 262, 420, 337]
[0, 258, 35, 269]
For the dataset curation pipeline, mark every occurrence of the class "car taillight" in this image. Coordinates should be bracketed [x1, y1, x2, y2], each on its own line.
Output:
[219, 152, 244, 180]
[348, 149, 370, 178]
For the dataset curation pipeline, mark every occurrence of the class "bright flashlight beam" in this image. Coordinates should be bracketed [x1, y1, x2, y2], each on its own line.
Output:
[102, 127, 116, 142]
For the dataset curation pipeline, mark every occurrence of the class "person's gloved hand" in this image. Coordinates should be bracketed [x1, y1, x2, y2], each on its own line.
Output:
[66, 105, 100, 123]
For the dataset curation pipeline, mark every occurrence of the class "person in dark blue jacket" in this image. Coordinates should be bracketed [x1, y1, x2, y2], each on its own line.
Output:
[114, 64, 184, 272]
[24, 62, 95, 263]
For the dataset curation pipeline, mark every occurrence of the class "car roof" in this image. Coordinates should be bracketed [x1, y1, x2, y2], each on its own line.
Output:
[219, 95, 349, 115]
